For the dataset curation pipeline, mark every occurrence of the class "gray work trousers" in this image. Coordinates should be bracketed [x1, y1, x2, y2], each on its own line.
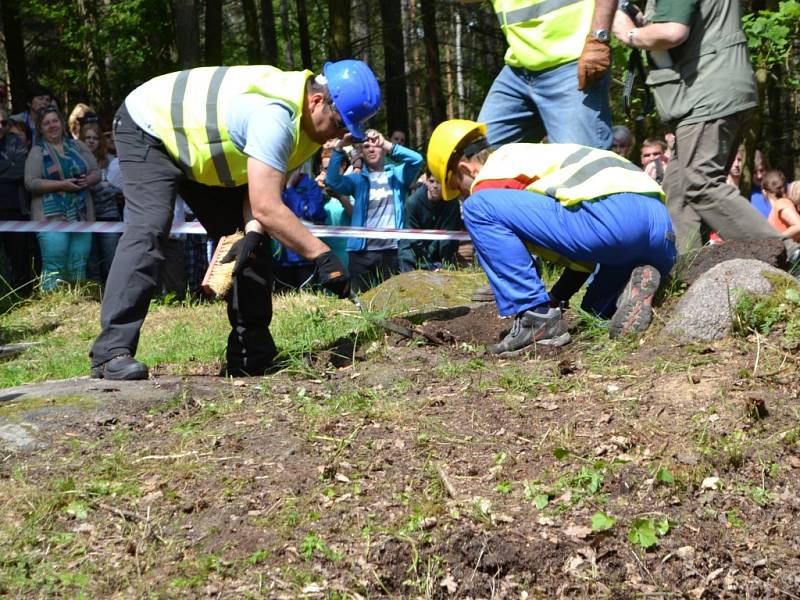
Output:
[90, 104, 277, 372]
[663, 110, 796, 255]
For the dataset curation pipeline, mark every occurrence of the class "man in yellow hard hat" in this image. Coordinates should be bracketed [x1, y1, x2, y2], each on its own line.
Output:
[90, 61, 381, 380]
[427, 119, 677, 357]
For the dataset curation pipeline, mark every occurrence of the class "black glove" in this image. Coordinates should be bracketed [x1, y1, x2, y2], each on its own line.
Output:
[221, 231, 269, 276]
[314, 251, 351, 299]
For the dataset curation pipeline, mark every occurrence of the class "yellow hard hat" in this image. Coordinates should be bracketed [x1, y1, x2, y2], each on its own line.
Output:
[427, 119, 488, 200]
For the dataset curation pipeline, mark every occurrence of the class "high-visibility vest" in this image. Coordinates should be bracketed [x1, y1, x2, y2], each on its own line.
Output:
[492, 0, 594, 71]
[472, 143, 666, 273]
[137, 66, 319, 187]
[474, 144, 666, 206]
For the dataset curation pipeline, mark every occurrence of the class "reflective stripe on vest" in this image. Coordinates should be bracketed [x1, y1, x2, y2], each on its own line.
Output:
[473, 143, 666, 206]
[499, 0, 584, 25]
[137, 66, 318, 187]
[493, 0, 594, 71]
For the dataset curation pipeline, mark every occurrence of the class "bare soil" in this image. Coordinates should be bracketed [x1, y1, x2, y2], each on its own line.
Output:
[1, 302, 800, 599]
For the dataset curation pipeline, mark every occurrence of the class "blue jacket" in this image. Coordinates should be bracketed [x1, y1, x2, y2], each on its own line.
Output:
[326, 144, 423, 252]
[278, 173, 326, 265]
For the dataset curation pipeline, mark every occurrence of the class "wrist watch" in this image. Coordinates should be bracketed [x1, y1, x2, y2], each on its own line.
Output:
[592, 29, 610, 43]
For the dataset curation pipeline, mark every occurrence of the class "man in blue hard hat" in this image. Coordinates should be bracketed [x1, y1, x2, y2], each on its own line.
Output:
[90, 60, 382, 380]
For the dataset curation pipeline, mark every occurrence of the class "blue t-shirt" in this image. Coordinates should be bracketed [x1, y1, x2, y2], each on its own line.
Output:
[750, 187, 770, 219]
[225, 94, 295, 172]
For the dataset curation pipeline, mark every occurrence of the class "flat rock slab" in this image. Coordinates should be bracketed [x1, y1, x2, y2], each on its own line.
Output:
[666, 258, 796, 343]
[0, 376, 224, 452]
[677, 239, 786, 286]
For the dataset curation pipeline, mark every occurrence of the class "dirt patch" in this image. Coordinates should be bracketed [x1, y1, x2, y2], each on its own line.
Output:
[2, 314, 800, 598]
[677, 239, 786, 285]
[415, 302, 508, 346]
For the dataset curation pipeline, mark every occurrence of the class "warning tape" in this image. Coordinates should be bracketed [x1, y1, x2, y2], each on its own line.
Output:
[0, 220, 471, 241]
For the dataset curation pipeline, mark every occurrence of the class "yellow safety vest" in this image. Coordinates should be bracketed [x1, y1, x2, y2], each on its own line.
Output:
[138, 66, 320, 187]
[472, 143, 666, 273]
[492, 0, 594, 71]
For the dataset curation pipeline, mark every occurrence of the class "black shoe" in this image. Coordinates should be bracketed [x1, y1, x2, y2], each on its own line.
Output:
[488, 307, 571, 357]
[609, 265, 660, 338]
[91, 354, 149, 380]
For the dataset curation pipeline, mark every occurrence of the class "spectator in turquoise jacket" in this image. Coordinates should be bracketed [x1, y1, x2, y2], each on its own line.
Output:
[325, 129, 423, 292]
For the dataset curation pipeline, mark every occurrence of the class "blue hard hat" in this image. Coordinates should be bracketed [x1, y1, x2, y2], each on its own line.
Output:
[323, 60, 381, 142]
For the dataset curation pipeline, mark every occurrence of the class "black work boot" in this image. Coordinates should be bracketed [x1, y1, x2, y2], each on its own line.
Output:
[91, 354, 149, 380]
[488, 307, 571, 358]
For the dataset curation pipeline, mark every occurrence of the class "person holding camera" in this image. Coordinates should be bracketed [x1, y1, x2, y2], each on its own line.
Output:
[325, 129, 423, 292]
[24, 106, 98, 291]
[640, 138, 668, 184]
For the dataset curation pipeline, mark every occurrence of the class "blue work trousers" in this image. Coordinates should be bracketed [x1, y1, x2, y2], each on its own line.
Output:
[477, 61, 613, 149]
[463, 190, 677, 318]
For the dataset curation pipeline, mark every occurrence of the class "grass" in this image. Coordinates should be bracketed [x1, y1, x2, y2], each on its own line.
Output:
[0, 287, 374, 387]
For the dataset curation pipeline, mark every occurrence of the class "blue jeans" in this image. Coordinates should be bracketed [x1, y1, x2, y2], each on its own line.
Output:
[88, 232, 121, 285]
[37, 231, 92, 292]
[477, 61, 613, 149]
[463, 191, 676, 318]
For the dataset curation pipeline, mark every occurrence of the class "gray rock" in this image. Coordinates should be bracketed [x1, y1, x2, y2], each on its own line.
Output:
[666, 259, 796, 342]
[0, 423, 40, 451]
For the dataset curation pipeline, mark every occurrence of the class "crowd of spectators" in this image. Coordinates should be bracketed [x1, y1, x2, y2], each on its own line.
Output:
[0, 85, 474, 298]
[1, 80, 798, 299]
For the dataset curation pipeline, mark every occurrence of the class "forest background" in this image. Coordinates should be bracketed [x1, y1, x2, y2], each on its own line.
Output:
[1, 0, 799, 186]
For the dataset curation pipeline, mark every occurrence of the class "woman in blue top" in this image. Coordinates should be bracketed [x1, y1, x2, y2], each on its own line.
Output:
[24, 108, 99, 291]
[325, 129, 423, 292]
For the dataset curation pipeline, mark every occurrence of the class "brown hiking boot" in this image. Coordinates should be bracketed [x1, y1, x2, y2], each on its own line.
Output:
[609, 265, 661, 338]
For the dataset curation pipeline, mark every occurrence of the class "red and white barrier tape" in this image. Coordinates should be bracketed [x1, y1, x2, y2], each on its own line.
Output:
[0, 220, 471, 241]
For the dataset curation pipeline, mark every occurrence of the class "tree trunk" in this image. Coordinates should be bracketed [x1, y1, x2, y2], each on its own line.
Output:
[454, 6, 464, 117]
[328, 0, 351, 60]
[280, 0, 294, 69]
[77, 0, 111, 114]
[420, 0, 446, 129]
[174, 0, 201, 69]
[205, 0, 223, 65]
[241, 0, 261, 64]
[1, 0, 28, 112]
[295, 0, 312, 70]
[379, 0, 409, 135]
[260, 0, 279, 65]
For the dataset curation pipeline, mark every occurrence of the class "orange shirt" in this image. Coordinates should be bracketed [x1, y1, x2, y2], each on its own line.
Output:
[767, 197, 800, 242]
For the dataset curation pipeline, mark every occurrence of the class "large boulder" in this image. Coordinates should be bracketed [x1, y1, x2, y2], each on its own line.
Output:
[666, 258, 797, 342]
[360, 269, 487, 315]
[676, 239, 786, 286]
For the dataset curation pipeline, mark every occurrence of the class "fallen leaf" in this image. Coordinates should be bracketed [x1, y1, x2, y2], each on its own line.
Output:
[676, 546, 695, 560]
[563, 555, 584, 574]
[564, 524, 592, 539]
[440, 574, 458, 594]
[706, 567, 725, 584]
